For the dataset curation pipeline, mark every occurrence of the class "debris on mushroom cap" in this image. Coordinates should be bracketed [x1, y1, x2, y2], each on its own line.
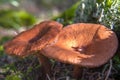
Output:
[42, 23, 118, 68]
[4, 21, 63, 57]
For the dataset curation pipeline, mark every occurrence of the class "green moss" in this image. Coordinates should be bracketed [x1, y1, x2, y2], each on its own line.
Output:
[0, 10, 36, 29]
[52, 1, 80, 25]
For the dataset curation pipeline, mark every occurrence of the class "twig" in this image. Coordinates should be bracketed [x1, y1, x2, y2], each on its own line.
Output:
[66, 76, 70, 80]
[102, 64, 109, 74]
[46, 74, 51, 80]
[57, 76, 67, 80]
[53, 69, 57, 80]
[105, 59, 112, 80]
[81, 68, 87, 80]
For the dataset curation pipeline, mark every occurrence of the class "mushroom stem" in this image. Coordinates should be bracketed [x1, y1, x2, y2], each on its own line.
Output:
[73, 66, 83, 79]
[37, 52, 52, 78]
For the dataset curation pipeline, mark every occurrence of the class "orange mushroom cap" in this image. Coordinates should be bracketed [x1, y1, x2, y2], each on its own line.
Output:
[4, 21, 63, 57]
[42, 23, 118, 67]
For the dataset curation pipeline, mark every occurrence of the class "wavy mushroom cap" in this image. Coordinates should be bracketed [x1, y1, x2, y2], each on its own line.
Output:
[4, 21, 63, 57]
[42, 23, 118, 67]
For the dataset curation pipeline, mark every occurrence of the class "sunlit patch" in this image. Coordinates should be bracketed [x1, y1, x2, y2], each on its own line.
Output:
[72, 46, 86, 53]
[62, 40, 77, 49]
[73, 54, 95, 64]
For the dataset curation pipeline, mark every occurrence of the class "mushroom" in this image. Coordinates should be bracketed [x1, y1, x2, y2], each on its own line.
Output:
[41, 23, 118, 78]
[4, 21, 63, 78]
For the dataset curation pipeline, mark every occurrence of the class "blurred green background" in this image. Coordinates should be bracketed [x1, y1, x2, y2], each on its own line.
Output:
[0, 0, 120, 80]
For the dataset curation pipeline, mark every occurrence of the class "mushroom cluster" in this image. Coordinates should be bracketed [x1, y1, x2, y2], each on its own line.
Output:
[4, 21, 118, 79]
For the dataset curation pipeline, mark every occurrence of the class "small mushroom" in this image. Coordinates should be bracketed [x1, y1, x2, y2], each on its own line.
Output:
[41, 23, 118, 78]
[4, 21, 63, 78]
